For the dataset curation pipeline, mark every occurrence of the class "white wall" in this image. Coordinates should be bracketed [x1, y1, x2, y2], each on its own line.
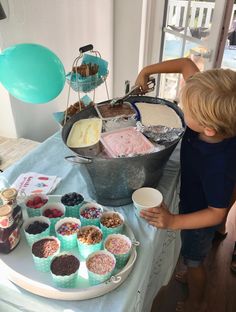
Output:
[0, 0, 114, 142]
[113, 0, 143, 97]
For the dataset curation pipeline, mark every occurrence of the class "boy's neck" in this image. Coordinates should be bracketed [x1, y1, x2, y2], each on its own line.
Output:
[198, 132, 224, 143]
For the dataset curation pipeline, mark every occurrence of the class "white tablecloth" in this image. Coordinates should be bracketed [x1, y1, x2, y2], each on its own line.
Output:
[0, 132, 181, 312]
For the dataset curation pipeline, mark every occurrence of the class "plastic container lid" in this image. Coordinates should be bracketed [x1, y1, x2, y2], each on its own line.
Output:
[0, 204, 13, 217]
[1, 188, 17, 201]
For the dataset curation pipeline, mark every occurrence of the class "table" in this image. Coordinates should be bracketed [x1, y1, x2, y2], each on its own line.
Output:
[0, 131, 181, 312]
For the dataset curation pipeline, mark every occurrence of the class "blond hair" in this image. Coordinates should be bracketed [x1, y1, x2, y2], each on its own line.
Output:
[180, 68, 236, 137]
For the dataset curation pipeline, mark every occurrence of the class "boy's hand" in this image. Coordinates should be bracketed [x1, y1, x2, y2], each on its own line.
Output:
[135, 69, 150, 92]
[139, 202, 175, 229]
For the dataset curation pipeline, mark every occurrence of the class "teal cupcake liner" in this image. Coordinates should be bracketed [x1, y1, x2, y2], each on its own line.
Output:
[24, 194, 48, 217]
[104, 234, 132, 269]
[23, 216, 50, 247]
[113, 250, 131, 269]
[32, 236, 60, 272]
[51, 270, 78, 288]
[64, 202, 84, 218]
[79, 202, 103, 227]
[41, 203, 66, 235]
[77, 239, 102, 259]
[50, 252, 79, 288]
[27, 207, 42, 217]
[86, 250, 116, 286]
[87, 267, 113, 286]
[77, 225, 103, 259]
[55, 217, 81, 251]
[100, 211, 124, 239]
[80, 215, 100, 227]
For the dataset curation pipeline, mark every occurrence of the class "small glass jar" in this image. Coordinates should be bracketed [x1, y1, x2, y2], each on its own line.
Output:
[0, 204, 21, 253]
[0, 188, 23, 254]
[0, 188, 23, 227]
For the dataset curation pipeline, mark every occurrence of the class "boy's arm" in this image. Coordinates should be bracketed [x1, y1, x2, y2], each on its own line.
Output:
[169, 206, 228, 230]
[140, 204, 228, 230]
[135, 58, 200, 91]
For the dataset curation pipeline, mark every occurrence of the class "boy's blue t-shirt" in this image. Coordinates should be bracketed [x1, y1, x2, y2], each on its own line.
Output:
[180, 127, 236, 213]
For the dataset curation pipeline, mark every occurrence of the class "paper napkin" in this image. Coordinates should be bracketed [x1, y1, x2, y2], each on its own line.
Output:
[11, 172, 62, 196]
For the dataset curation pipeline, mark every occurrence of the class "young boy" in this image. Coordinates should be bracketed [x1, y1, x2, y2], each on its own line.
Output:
[135, 58, 236, 312]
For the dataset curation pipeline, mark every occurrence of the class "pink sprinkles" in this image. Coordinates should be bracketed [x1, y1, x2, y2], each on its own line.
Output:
[105, 237, 131, 255]
[87, 254, 115, 275]
[80, 207, 102, 219]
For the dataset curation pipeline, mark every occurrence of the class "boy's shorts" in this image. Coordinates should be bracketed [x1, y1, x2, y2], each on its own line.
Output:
[180, 226, 217, 268]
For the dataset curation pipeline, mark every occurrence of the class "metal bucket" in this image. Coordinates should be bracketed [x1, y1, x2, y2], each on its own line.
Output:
[62, 96, 184, 206]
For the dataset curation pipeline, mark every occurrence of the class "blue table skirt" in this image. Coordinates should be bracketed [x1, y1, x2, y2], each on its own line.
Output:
[0, 131, 181, 312]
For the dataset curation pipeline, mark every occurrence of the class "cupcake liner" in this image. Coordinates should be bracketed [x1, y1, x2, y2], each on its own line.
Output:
[55, 217, 81, 251]
[41, 203, 66, 235]
[77, 240, 102, 259]
[104, 234, 132, 269]
[50, 252, 79, 288]
[77, 225, 103, 259]
[32, 236, 60, 272]
[100, 211, 124, 239]
[51, 271, 78, 288]
[79, 202, 103, 227]
[86, 250, 116, 286]
[64, 202, 84, 218]
[24, 194, 48, 217]
[23, 216, 50, 247]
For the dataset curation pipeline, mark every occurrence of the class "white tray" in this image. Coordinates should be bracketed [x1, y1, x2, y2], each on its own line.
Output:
[0, 196, 138, 300]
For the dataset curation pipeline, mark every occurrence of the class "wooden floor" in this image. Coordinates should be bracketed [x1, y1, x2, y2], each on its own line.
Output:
[0, 136, 39, 171]
[151, 218, 236, 312]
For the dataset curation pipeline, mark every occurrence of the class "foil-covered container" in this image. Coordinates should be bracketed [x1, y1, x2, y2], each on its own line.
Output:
[137, 121, 184, 144]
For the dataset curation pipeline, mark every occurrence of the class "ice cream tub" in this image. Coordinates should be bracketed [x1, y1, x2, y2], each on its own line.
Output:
[66, 118, 102, 157]
[95, 101, 137, 121]
[101, 127, 154, 158]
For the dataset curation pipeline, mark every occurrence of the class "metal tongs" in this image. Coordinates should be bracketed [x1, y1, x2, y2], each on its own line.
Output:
[110, 77, 156, 106]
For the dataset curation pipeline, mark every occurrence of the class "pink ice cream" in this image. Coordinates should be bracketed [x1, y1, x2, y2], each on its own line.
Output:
[101, 127, 154, 158]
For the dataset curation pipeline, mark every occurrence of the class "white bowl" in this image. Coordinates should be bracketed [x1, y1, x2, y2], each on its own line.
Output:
[132, 187, 163, 216]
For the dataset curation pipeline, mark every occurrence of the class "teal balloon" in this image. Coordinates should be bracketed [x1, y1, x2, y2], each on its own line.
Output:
[0, 43, 65, 104]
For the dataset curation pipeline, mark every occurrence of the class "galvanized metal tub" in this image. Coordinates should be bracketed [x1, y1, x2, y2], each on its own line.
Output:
[62, 96, 184, 206]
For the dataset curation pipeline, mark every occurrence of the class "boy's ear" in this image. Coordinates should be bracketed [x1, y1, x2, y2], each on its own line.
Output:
[204, 127, 216, 137]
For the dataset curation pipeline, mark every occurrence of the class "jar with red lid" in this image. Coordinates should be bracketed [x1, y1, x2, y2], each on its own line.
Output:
[0, 204, 21, 253]
[0, 188, 23, 227]
[0, 188, 22, 254]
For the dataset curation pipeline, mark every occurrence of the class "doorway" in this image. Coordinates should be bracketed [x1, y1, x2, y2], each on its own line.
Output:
[140, 0, 236, 102]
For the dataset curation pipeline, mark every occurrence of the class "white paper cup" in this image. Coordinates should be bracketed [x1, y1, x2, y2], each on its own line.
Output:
[132, 187, 163, 216]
